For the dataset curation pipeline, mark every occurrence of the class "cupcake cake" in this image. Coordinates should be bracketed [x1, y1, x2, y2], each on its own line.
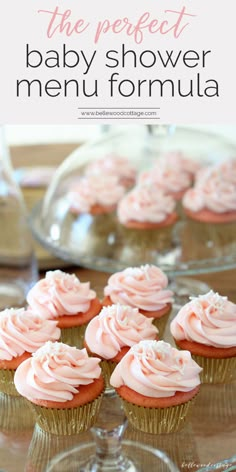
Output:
[0, 307, 60, 396]
[85, 154, 136, 188]
[110, 340, 201, 433]
[117, 184, 178, 255]
[14, 341, 104, 435]
[84, 304, 158, 389]
[103, 265, 173, 337]
[27, 270, 101, 348]
[170, 290, 236, 383]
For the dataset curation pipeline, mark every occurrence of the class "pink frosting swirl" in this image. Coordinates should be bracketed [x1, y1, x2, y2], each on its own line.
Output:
[195, 159, 236, 187]
[85, 154, 136, 186]
[104, 265, 173, 311]
[14, 341, 102, 402]
[110, 340, 201, 397]
[159, 152, 201, 178]
[183, 176, 236, 213]
[0, 308, 60, 361]
[85, 304, 158, 359]
[66, 175, 125, 213]
[170, 291, 236, 348]
[27, 270, 96, 319]
[117, 184, 176, 224]
[138, 161, 192, 195]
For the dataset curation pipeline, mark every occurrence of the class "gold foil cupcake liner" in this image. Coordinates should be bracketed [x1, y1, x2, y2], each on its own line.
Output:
[192, 355, 236, 384]
[27, 393, 103, 435]
[0, 392, 34, 432]
[0, 368, 19, 396]
[60, 324, 87, 349]
[120, 396, 197, 434]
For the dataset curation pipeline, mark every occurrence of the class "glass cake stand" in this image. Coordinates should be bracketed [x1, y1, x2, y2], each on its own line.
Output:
[29, 126, 236, 299]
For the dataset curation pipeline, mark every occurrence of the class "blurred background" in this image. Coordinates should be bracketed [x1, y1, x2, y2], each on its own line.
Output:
[4, 124, 236, 146]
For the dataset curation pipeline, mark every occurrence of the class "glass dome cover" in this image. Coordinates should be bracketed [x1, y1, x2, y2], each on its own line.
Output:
[30, 126, 236, 276]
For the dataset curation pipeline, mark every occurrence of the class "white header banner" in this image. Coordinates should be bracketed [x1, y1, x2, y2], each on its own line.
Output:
[0, 0, 235, 124]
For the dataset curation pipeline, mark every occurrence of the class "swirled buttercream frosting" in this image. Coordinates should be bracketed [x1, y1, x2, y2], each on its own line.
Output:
[27, 270, 96, 319]
[158, 152, 201, 178]
[14, 341, 102, 402]
[170, 290, 236, 348]
[183, 177, 236, 213]
[117, 184, 176, 224]
[66, 175, 125, 213]
[85, 155, 136, 186]
[104, 265, 173, 311]
[0, 308, 60, 361]
[138, 161, 192, 194]
[85, 304, 158, 359]
[110, 340, 201, 397]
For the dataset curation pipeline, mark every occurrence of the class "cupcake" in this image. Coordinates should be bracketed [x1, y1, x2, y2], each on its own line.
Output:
[170, 290, 236, 383]
[183, 174, 236, 223]
[27, 270, 101, 348]
[110, 340, 201, 434]
[14, 341, 104, 435]
[66, 175, 125, 216]
[138, 161, 192, 201]
[103, 265, 174, 337]
[117, 184, 178, 255]
[85, 154, 136, 188]
[158, 152, 201, 182]
[84, 304, 158, 389]
[0, 307, 60, 396]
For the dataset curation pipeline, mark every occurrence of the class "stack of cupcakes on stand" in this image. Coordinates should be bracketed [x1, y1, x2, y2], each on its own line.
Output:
[84, 303, 159, 394]
[103, 264, 174, 338]
[27, 270, 101, 348]
[0, 307, 60, 431]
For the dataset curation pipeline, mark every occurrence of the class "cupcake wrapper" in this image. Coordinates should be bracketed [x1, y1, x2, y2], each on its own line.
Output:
[0, 392, 34, 432]
[0, 368, 19, 396]
[27, 393, 103, 435]
[192, 355, 236, 384]
[60, 324, 87, 349]
[120, 396, 197, 434]
[152, 311, 170, 339]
